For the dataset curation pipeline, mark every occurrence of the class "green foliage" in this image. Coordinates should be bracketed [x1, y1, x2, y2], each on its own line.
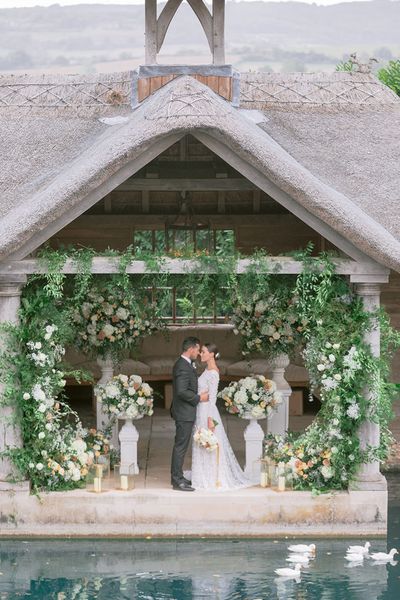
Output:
[336, 60, 355, 72]
[1, 243, 399, 493]
[378, 59, 400, 96]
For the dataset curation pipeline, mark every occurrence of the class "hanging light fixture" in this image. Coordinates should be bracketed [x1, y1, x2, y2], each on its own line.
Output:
[165, 191, 211, 252]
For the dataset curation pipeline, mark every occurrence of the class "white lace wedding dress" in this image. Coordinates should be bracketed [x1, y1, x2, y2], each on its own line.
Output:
[190, 369, 252, 491]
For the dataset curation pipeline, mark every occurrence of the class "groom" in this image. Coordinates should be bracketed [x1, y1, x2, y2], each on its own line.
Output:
[170, 336, 209, 491]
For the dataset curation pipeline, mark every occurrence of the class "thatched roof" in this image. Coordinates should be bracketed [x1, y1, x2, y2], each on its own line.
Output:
[1, 70, 400, 271]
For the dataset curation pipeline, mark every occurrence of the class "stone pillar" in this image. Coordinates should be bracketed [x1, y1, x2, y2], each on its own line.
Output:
[119, 418, 140, 475]
[267, 353, 291, 436]
[243, 418, 264, 483]
[0, 276, 29, 491]
[96, 356, 119, 449]
[350, 282, 387, 491]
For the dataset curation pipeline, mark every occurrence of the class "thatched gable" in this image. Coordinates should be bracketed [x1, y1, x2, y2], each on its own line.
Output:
[1, 71, 399, 270]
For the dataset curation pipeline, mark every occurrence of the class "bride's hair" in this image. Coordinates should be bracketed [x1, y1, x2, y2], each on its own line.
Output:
[204, 342, 220, 360]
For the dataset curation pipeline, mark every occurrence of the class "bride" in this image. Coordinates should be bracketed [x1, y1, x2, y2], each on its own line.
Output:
[191, 342, 252, 491]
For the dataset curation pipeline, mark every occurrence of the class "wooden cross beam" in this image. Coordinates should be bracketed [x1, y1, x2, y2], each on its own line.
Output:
[0, 258, 390, 282]
[145, 0, 225, 65]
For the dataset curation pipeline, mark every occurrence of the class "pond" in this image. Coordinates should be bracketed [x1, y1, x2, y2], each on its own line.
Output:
[0, 474, 399, 600]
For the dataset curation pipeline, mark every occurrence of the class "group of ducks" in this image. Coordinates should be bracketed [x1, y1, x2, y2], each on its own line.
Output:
[274, 542, 398, 580]
[345, 541, 398, 565]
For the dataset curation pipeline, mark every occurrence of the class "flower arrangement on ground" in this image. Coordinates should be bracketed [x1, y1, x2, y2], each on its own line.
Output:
[12, 322, 95, 491]
[219, 375, 282, 419]
[232, 290, 305, 359]
[85, 428, 113, 461]
[72, 282, 160, 359]
[193, 425, 219, 452]
[95, 374, 154, 420]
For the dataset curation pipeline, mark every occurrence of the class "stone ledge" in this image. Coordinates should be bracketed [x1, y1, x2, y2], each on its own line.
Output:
[0, 488, 387, 537]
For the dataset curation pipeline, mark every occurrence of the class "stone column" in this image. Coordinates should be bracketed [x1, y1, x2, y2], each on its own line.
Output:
[96, 356, 119, 449]
[267, 353, 291, 436]
[0, 276, 29, 491]
[350, 281, 387, 491]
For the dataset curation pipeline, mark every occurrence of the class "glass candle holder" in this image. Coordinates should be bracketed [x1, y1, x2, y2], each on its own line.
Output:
[260, 458, 272, 488]
[113, 464, 135, 491]
[274, 462, 293, 492]
[86, 462, 110, 493]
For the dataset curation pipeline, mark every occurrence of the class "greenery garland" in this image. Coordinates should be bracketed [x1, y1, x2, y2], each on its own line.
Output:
[0, 244, 399, 493]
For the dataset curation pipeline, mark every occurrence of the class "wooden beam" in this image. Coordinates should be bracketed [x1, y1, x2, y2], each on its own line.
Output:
[0, 257, 390, 279]
[157, 0, 183, 53]
[141, 190, 150, 213]
[117, 178, 256, 191]
[186, 0, 213, 52]
[145, 0, 158, 64]
[212, 0, 225, 65]
[217, 190, 226, 214]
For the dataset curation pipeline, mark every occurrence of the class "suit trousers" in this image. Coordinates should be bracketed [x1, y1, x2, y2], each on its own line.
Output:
[171, 420, 194, 485]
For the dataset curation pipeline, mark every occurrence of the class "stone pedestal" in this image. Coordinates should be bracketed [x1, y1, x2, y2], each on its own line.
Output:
[119, 417, 141, 475]
[0, 276, 29, 491]
[267, 353, 291, 436]
[243, 417, 264, 483]
[96, 356, 119, 449]
[350, 282, 387, 491]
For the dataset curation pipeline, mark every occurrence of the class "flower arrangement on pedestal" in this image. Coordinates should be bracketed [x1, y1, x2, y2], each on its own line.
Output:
[219, 375, 282, 419]
[95, 374, 154, 419]
[72, 283, 160, 360]
[232, 290, 305, 359]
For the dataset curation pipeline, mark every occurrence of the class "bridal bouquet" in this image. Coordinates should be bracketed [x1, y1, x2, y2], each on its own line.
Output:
[193, 425, 219, 452]
[219, 375, 282, 419]
[95, 374, 154, 419]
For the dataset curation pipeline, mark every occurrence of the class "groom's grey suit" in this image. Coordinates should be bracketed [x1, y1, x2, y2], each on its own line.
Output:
[170, 356, 200, 486]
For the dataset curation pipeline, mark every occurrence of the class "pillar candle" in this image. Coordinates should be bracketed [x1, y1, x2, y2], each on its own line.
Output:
[278, 475, 286, 492]
[260, 472, 268, 488]
[120, 475, 129, 491]
[93, 477, 102, 493]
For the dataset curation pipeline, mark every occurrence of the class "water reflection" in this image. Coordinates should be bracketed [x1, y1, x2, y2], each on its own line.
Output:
[0, 474, 398, 600]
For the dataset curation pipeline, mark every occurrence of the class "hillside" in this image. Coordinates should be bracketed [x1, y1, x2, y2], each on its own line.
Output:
[0, 1, 399, 74]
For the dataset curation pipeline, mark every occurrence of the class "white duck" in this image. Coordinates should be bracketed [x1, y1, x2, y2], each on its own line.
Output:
[369, 548, 398, 561]
[287, 543, 316, 555]
[275, 563, 302, 578]
[346, 542, 370, 555]
[286, 554, 310, 564]
[345, 553, 364, 562]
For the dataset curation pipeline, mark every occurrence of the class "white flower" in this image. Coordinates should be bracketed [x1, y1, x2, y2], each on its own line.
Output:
[71, 439, 87, 454]
[321, 377, 338, 390]
[332, 343, 340, 350]
[328, 354, 336, 363]
[331, 446, 338, 454]
[325, 342, 332, 349]
[136, 397, 145, 406]
[118, 374, 129, 383]
[36, 463, 44, 471]
[130, 375, 143, 386]
[332, 418, 339, 426]
[23, 392, 30, 400]
[116, 307, 128, 320]
[38, 432, 45, 439]
[347, 404, 360, 419]
[333, 374, 342, 381]
[141, 383, 152, 397]
[317, 364, 325, 372]
[251, 406, 265, 419]
[45, 423, 53, 431]
[148, 409, 154, 416]
[321, 465, 333, 479]
[32, 385, 46, 402]
[104, 384, 119, 398]
[127, 387, 136, 396]
[29, 462, 34, 469]
[34, 342, 42, 350]
[102, 323, 115, 337]
[38, 403, 47, 413]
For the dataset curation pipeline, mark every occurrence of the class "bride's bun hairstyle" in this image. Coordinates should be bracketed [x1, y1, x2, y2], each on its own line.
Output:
[204, 342, 220, 360]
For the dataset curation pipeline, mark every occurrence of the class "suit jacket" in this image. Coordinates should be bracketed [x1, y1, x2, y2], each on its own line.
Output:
[171, 356, 200, 421]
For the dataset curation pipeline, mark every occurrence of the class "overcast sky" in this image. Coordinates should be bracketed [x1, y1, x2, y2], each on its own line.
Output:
[0, 0, 372, 9]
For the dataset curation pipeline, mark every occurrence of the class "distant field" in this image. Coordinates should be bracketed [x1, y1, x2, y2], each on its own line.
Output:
[0, 2, 399, 75]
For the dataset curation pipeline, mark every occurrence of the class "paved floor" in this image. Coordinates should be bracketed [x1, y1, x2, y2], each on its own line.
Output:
[74, 397, 400, 489]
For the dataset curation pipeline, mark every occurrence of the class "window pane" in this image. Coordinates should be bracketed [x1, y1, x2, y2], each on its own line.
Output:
[154, 230, 167, 253]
